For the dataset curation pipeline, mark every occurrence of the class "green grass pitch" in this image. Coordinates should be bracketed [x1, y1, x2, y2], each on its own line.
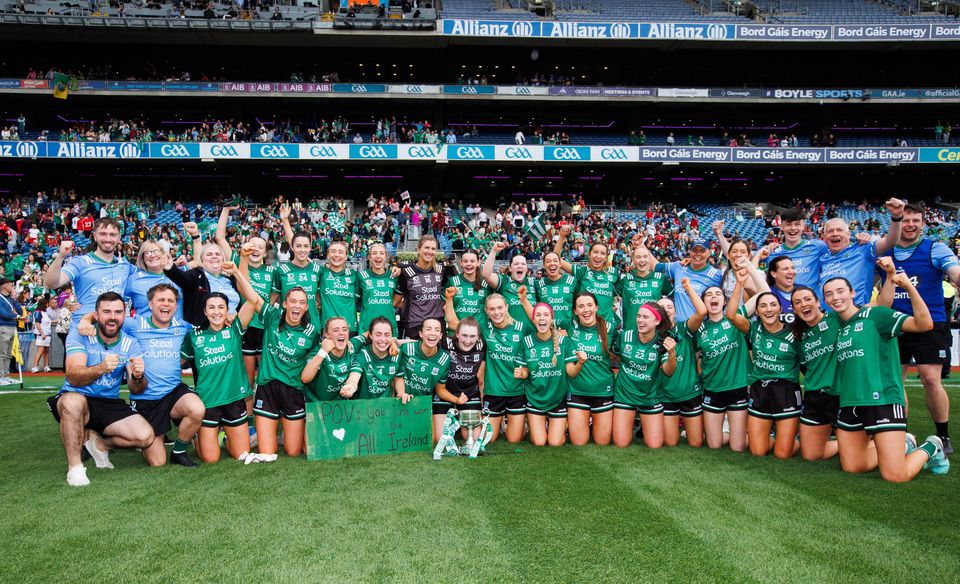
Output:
[2, 376, 958, 583]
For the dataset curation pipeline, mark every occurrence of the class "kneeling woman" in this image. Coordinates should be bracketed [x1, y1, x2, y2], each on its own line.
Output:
[301, 317, 364, 403]
[476, 293, 532, 443]
[561, 292, 618, 446]
[341, 317, 407, 402]
[612, 302, 677, 449]
[518, 303, 574, 447]
[727, 267, 801, 459]
[181, 291, 255, 463]
[434, 317, 486, 444]
[825, 275, 949, 482]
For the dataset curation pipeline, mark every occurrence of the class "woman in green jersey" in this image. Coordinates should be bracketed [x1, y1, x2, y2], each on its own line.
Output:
[695, 285, 749, 452]
[237, 253, 320, 459]
[477, 293, 532, 443]
[272, 223, 322, 325]
[396, 318, 463, 442]
[357, 243, 398, 336]
[611, 302, 676, 449]
[444, 249, 489, 331]
[518, 303, 574, 447]
[617, 245, 673, 330]
[482, 241, 534, 326]
[301, 317, 364, 403]
[533, 251, 577, 325]
[728, 266, 801, 459]
[562, 292, 618, 446]
[181, 291, 254, 463]
[554, 224, 620, 324]
[239, 237, 275, 390]
[341, 317, 407, 402]
[658, 278, 707, 448]
[824, 275, 949, 481]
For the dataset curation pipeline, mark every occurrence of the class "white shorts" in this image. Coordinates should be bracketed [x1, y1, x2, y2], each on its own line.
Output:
[35, 336, 50, 347]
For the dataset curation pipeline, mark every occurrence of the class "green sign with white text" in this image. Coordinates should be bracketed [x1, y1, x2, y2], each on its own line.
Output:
[305, 396, 433, 461]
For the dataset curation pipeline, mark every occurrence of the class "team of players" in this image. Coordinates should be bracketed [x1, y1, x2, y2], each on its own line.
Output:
[44, 198, 954, 486]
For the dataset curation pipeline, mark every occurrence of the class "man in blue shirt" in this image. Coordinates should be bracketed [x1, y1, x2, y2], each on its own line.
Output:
[44, 218, 134, 327]
[818, 198, 904, 306]
[79, 283, 202, 467]
[763, 208, 829, 290]
[654, 238, 723, 322]
[0, 278, 22, 385]
[883, 203, 960, 455]
[46, 292, 151, 487]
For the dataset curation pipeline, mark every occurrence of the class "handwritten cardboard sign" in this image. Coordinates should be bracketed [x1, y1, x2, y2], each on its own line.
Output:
[305, 396, 432, 461]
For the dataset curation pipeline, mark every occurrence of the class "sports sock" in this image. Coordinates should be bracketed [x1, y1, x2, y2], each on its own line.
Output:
[919, 441, 938, 459]
[935, 421, 949, 439]
[172, 439, 189, 455]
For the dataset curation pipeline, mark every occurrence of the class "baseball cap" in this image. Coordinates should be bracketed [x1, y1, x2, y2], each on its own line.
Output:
[688, 238, 708, 251]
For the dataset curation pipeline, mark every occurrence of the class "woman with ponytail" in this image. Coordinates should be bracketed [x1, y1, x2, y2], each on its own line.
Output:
[518, 303, 573, 447]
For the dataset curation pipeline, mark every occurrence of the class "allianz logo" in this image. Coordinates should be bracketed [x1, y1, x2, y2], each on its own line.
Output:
[159, 144, 192, 157]
[455, 146, 487, 159]
[505, 147, 533, 159]
[609, 22, 630, 38]
[257, 145, 292, 158]
[512, 21, 533, 36]
[2, 141, 39, 157]
[210, 145, 240, 157]
[600, 148, 628, 160]
[308, 145, 338, 158]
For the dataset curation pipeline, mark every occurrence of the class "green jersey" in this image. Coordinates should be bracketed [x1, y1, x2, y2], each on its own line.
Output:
[557, 318, 618, 398]
[318, 265, 359, 331]
[181, 319, 250, 408]
[835, 306, 909, 407]
[350, 346, 403, 399]
[246, 263, 276, 330]
[572, 264, 620, 324]
[614, 330, 665, 407]
[799, 312, 840, 394]
[747, 319, 800, 384]
[256, 303, 321, 390]
[495, 275, 535, 326]
[534, 274, 576, 324]
[272, 261, 322, 324]
[357, 269, 397, 336]
[695, 316, 748, 392]
[616, 271, 672, 330]
[660, 323, 701, 403]
[519, 333, 575, 412]
[399, 342, 451, 396]
[482, 319, 532, 397]
[447, 274, 489, 331]
[303, 336, 365, 402]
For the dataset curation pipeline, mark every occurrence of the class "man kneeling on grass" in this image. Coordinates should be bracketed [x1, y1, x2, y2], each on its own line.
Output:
[46, 292, 152, 487]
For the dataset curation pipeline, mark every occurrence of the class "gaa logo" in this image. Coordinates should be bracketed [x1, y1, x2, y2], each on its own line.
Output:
[552, 147, 582, 160]
[406, 146, 435, 158]
[600, 148, 628, 160]
[351, 84, 368, 93]
[309, 145, 337, 158]
[211, 145, 240, 157]
[514, 87, 531, 95]
[15, 141, 38, 158]
[505, 147, 532, 159]
[707, 24, 727, 39]
[160, 144, 191, 157]
[461, 86, 478, 94]
[359, 145, 389, 158]
[455, 146, 486, 159]
[259, 145, 291, 158]
[512, 21, 533, 36]
[119, 143, 142, 158]
[609, 23, 630, 38]
[405, 85, 423, 93]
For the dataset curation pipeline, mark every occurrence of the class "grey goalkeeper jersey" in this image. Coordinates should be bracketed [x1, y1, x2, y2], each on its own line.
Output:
[395, 263, 446, 326]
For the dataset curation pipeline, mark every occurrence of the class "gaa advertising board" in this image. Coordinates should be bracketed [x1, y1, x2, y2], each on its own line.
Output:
[305, 396, 432, 461]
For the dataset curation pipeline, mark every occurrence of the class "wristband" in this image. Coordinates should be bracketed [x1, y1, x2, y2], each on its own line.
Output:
[191, 234, 201, 240]
[132, 374, 144, 381]
[890, 215, 902, 222]
[315, 349, 329, 361]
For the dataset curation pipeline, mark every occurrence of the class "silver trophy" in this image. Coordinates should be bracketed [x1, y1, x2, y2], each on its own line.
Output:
[458, 409, 483, 456]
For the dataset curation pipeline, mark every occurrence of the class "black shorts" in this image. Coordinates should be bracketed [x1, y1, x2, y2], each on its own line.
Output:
[613, 400, 664, 415]
[130, 383, 199, 436]
[253, 379, 306, 420]
[567, 394, 615, 414]
[748, 380, 802, 420]
[837, 404, 907, 434]
[432, 398, 482, 416]
[47, 392, 140, 435]
[203, 398, 249, 428]
[663, 395, 704, 417]
[899, 322, 951, 365]
[242, 326, 264, 356]
[526, 402, 568, 418]
[800, 389, 840, 427]
[483, 394, 527, 417]
[702, 387, 749, 413]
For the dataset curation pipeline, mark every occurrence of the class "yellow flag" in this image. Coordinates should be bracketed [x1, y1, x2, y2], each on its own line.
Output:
[52, 72, 70, 100]
[11, 332, 22, 366]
